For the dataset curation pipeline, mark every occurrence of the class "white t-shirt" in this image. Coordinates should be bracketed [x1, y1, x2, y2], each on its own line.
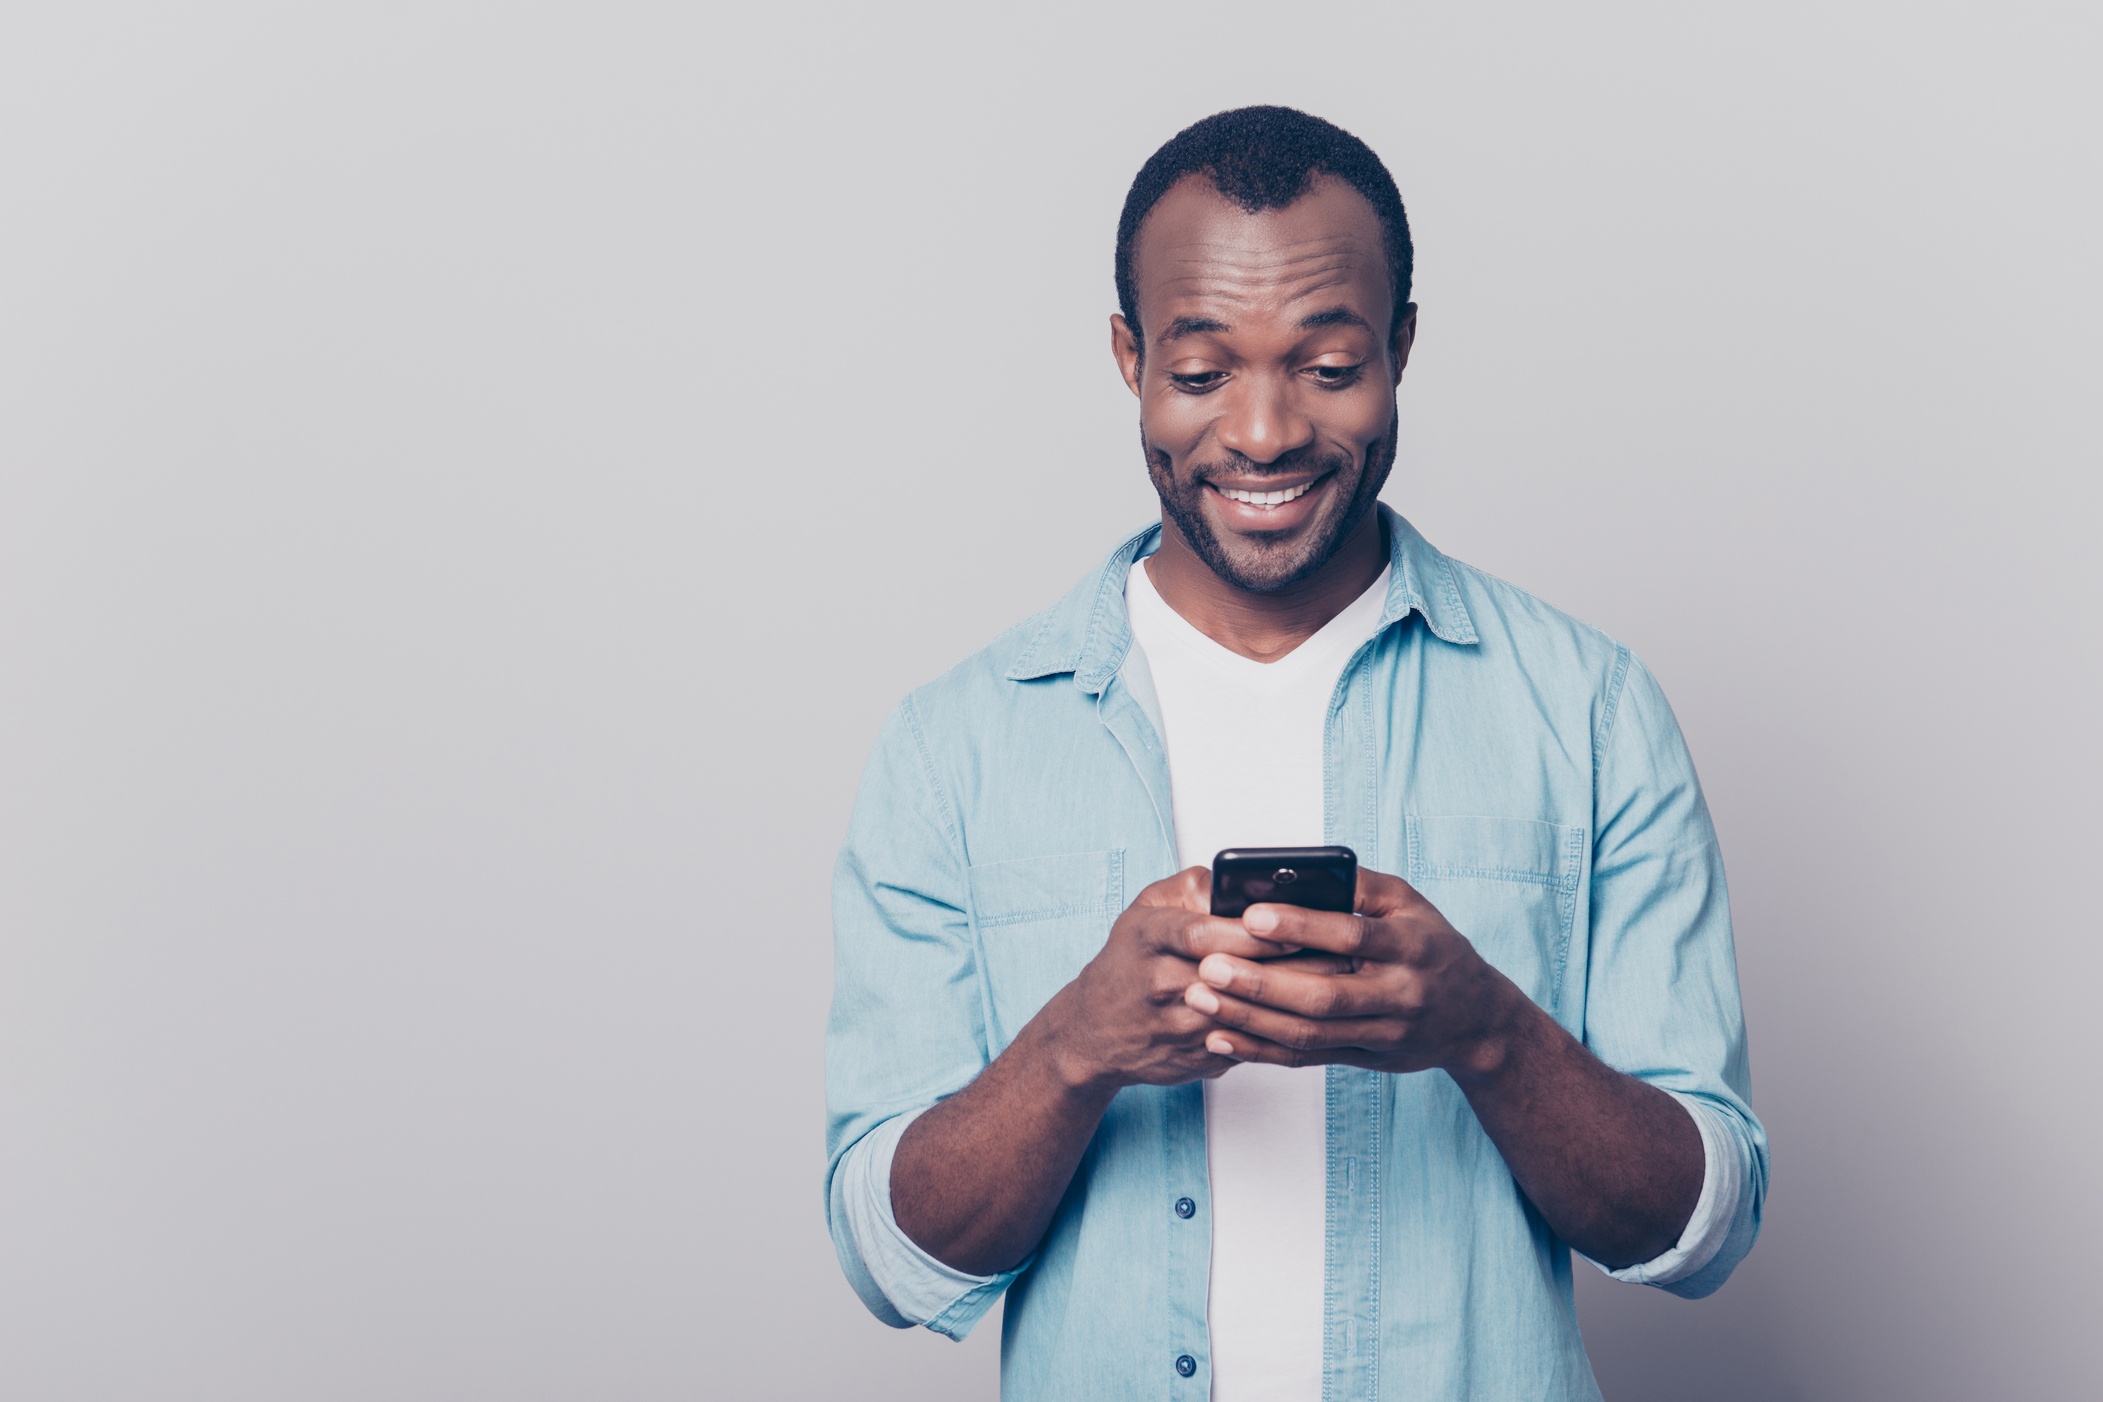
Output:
[1125, 557, 1393, 1401]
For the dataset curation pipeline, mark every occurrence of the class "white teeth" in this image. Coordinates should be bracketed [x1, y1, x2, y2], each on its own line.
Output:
[1218, 481, 1315, 506]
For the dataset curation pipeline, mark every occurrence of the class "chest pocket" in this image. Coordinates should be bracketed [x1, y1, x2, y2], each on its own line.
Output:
[966, 849, 1125, 1051]
[1406, 815, 1584, 1009]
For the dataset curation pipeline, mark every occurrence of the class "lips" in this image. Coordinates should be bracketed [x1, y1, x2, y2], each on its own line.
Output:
[1202, 470, 1333, 528]
[1212, 479, 1318, 507]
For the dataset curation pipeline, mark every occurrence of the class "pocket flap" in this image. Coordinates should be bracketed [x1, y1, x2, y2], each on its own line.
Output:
[967, 850, 1125, 928]
[1408, 814, 1580, 890]
[1405, 814, 1585, 1008]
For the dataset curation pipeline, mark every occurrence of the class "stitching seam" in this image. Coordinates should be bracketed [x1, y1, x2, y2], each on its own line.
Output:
[1593, 646, 1634, 786]
[901, 695, 965, 860]
[1415, 864, 1565, 888]
[975, 903, 1117, 928]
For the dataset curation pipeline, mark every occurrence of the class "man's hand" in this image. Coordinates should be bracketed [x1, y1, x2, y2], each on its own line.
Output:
[890, 865, 1346, 1275]
[1043, 866, 1351, 1092]
[1183, 867, 1705, 1268]
[1179, 867, 1519, 1076]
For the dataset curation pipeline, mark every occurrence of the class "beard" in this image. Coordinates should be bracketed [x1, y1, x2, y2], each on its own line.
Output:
[1146, 412, 1398, 594]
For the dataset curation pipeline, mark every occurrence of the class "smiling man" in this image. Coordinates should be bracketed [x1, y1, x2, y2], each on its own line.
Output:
[825, 107, 1766, 1402]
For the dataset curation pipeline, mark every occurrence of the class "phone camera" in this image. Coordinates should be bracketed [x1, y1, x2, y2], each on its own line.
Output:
[1273, 868, 1298, 884]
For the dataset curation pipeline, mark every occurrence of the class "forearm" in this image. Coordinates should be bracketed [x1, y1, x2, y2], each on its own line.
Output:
[891, 996, 1118, 1276]
[1449, 980, 1703, 1268]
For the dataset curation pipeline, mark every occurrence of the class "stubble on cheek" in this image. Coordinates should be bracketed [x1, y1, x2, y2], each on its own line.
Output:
[1143, 436, 1229, 573]
[1142, 414, 1397, 594]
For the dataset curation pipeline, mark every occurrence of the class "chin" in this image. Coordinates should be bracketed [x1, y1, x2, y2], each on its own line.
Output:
[1205, 533, 1331, 594]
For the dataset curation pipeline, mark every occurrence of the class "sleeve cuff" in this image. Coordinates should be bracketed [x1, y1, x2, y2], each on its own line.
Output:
[1588, 1092, 1745, 1288]
[836, 1106, 1017, 1337]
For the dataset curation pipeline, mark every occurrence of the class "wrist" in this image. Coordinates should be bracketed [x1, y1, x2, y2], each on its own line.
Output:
[1030, 988, 1128, 1102]
[1443, 972, 1533, 1088]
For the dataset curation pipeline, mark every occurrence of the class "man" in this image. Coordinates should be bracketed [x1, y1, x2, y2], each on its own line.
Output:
[825, 106, 1766, 1401]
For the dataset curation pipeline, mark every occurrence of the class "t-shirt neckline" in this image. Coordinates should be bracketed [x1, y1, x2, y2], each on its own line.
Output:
[1126, 558, 1393, 684]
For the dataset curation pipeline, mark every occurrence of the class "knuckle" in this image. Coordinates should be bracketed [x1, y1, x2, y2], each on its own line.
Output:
[1318, 981, 1351, 1019]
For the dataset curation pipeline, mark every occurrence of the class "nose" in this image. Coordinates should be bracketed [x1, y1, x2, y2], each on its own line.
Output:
[1213, 371, 1315, 465]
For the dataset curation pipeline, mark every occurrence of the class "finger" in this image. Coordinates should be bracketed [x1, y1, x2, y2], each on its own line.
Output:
[1354, 867, 1431, 919]
[1149, 910, 1294, 963]
[1147, 956, 1202, 1005]
[1193, 953, 1398, 1019]
[1241, 903, 1396, 962]
[1169, 1011, 1245, 1077]
[1136, 866, 1213, 913]
[1165, 1003, 1226, 1039]
[1201, 1027, 1348, 1069]
[1263, 950, 1360, 976]
[1151, 951, 1351, 1006]
[1185, 984, 1405, 1054]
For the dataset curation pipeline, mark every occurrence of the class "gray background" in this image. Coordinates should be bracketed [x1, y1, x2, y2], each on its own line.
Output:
[3, 4, 2097, 1399]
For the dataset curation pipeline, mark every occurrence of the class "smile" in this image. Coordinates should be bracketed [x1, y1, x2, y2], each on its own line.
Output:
[1210, 479, 1319, 508]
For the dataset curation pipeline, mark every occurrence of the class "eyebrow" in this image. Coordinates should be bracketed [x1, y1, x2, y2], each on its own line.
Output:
[1155, 315, 1229, 347]
[1152, 306, 1374, 347]
[1296, 306, 1373, 333]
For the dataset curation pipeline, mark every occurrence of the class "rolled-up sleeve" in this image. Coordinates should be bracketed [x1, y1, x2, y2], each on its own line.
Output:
[1580, 652, 1769, 1299]
[832, 1106, 1007, 1334]
[824, 698, 1018, 1337]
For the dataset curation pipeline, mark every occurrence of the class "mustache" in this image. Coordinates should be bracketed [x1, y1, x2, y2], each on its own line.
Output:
[1188, 447, 1353, 484]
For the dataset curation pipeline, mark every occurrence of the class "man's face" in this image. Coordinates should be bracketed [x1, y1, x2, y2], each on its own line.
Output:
[1114, 174, 1414, 593]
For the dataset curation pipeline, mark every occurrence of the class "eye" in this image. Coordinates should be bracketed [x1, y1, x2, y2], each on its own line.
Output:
[1307, 363, 1364, 388]
[1167, 370, 1226, 393]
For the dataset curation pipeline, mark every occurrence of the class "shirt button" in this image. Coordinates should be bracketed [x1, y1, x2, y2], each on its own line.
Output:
[1176, 1354, 1197, 1378]
[1174, 1197, 1196, 1219]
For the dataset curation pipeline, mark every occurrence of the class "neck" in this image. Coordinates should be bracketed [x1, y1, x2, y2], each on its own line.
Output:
[1144, 511, 1388, 663]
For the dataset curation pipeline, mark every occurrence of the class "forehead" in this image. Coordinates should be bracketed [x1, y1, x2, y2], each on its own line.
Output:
[1130, 173, 1390, 329]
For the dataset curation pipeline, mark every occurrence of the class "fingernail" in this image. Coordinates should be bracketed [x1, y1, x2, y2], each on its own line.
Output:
[1206, 1033, 1238, 1057]
[1199, 954, 1233, 987]
[1244, 906, 1279, 934]
[1185, 983, 1221, 1015]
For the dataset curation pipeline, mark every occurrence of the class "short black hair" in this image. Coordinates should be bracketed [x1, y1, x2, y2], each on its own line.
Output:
[1115, 105, 1413, 342]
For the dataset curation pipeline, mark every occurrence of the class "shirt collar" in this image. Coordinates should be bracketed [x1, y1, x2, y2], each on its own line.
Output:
[1004, 503, 1478, 693]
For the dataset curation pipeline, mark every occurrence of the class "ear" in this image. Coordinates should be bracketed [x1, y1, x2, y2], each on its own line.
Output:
[1110, 314, 1144, 398]
[1389, 303, 1418, 386]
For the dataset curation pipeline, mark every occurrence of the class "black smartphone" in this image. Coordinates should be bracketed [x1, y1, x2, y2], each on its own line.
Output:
[1209, 845, 1358, 919]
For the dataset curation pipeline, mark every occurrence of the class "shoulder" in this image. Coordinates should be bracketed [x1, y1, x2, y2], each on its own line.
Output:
[1443, 554, 1632, 684]
[1385, 507, 1633, 702]
[897, 606, 1066, 729]
[1438, 557, 1704, 785]
[846, 609, 1062, 833]
[890, 523, 1153, 738]
[1406, 541, 1686, 779]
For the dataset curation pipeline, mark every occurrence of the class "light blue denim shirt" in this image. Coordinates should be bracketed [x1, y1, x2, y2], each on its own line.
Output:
[825, 508, 1767, 1401]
